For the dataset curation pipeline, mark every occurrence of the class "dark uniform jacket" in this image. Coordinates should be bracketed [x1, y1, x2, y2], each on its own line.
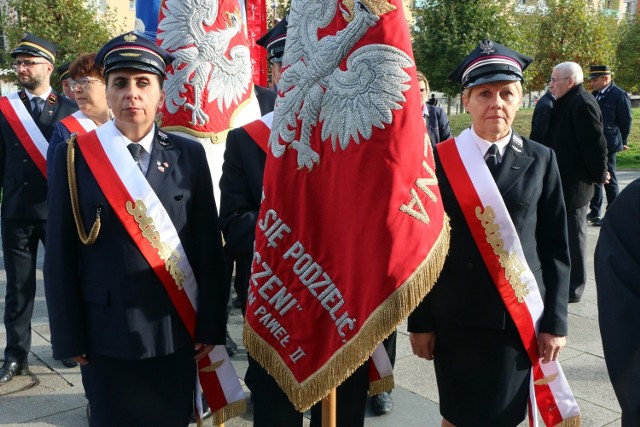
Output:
[220, 126, 267, 261]
[425, 103, 451, 145]
[595, 178, 640, 425]
[543, 83, 607, 211]
[592, 82, 632, 153]
[409, 133, 570, 336]
[0, 89, 77, 220]
[529, 91, 554, 144]
[44, 128, 228, 360]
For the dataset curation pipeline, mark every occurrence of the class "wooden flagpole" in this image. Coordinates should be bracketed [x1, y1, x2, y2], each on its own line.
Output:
[321, 388, 337, 427]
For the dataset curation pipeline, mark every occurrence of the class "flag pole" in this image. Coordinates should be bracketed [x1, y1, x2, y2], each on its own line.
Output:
[321, 388, 337, 427]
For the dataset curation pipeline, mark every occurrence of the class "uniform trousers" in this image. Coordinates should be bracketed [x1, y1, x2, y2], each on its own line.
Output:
[589, 150, 619, 217]
[567, 205, 589, 300]
[246, 355, 369, 427]
[1, 219, 46, 364]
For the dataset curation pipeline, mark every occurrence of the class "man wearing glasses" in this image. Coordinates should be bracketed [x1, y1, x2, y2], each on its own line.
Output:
[544, 62, 607, 304]
[0, 33, 77, 384]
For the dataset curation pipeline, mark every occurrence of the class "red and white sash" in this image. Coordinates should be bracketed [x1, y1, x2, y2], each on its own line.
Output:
[0, 93, 48, 177]
[242, 112, 273, 153]
[437, 130, 580, 427]
[60, 110, 99, 135]
[75, 121, 245, 423]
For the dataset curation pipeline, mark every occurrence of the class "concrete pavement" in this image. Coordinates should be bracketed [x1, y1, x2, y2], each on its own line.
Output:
[2, 171, 637, 426]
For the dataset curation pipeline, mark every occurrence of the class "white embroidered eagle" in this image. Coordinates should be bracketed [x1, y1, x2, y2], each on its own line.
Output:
[269, 0, 414, 171]
[157, 0, 252, 127]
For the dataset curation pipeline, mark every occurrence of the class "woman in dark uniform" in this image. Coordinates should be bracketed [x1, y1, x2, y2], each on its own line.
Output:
[409, 40, 574, 426]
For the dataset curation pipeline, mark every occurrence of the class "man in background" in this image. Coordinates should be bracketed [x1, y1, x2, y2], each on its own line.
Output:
[544, 62, 607, 303]
[587, 65, 632, 227]
[0, 34, 77, 384]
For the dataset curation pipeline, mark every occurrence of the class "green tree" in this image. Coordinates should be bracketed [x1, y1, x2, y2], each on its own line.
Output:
[1, 0, 124, 82]
[616, 16, 640, 93]
[528, 0, 618, 90]
[411, 0, 521, 98]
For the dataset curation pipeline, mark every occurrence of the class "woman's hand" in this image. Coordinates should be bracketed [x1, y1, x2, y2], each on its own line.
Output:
[538, 333, 566, 363]
[194, 343, 215, 361]
[410, 332, 436, 361]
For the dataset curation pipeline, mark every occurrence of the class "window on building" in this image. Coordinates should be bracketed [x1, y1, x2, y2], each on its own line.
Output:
[130, 0, 135, 9]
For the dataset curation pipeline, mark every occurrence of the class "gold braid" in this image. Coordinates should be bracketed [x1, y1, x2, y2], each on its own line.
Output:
[66, 134, 101, 245]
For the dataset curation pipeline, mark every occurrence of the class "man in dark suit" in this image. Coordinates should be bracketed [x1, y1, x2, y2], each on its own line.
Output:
[44, 32, 228, 425]
[530, 89, 553, 144]
[587, 65, 633, 226]
[544, 62, 608, 303]
[0, 34, 77, 384]
[410, 41, 573, 426]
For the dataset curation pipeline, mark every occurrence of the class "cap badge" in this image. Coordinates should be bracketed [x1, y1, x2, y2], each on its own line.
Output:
[479, 40, 495, 55]
[124, 33, 137, 43]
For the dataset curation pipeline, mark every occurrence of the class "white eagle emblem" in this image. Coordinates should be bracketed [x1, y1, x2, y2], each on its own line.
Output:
[270, 0, 414, 171]
[157, 0, 251, 126]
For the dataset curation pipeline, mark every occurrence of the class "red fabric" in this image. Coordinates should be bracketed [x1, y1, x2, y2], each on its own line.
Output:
[156, 0, 255, 134]
[246, 0, 446, 409]
[436, 139, 563, 427]
[60, 115, 88, 135]
[0, 97, 47, 178]
[246, 0, 268, 87]
[242, 118, 270, 153]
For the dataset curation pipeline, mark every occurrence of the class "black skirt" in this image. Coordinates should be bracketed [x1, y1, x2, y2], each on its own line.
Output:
[433, 320, 531, 427]
[81, 346, 195, 427]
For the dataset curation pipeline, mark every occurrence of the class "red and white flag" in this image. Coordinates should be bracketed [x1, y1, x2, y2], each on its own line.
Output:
[156, 0, 263, 204]
[244, 0, 450, 411]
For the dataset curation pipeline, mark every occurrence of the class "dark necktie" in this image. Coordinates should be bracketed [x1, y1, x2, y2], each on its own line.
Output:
[486, 144, 500, 175]
[127, 143, 143, 170]
[31, 97, 44, 119]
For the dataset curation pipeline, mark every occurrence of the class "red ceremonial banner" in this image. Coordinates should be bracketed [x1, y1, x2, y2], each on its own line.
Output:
[244, 0, 450, 411]
[245, 0, 268, 87]
[156, 0, 257, 142]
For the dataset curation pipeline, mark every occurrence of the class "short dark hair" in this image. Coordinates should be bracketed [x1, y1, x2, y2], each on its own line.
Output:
[69, 53, 104, 80]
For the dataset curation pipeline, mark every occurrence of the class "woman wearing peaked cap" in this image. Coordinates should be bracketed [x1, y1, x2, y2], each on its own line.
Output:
[408, 40, 575, 426]
[44, 32, 228, 426]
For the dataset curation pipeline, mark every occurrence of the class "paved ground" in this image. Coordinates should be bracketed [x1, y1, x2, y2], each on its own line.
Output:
[1, 171, 637, 427]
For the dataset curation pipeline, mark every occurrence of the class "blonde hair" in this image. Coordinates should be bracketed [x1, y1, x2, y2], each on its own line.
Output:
[416, 71, 429, 93]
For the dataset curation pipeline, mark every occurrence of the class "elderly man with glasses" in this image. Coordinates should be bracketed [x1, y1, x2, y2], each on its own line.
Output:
[0, 33, 77, 384]
[543, 61, 608, 303]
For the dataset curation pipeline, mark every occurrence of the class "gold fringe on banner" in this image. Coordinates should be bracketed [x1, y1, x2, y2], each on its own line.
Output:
[368, 375, 394, 397]
[211, 399, 247, 426]
[557, 415, 581, 427]
[244, 217, 450, 412]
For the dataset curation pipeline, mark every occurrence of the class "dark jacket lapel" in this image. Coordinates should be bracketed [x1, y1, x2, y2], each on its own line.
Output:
[145, 129, 180, 192]
[494, 132, 534, 195]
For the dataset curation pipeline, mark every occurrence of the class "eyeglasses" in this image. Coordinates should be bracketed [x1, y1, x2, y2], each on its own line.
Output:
[12, 60, 48, 69]
[69, 77, 104, 90]
[549, 77, 570, 84]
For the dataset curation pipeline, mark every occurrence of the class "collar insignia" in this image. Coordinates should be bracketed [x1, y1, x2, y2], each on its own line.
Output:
[511, 134, 523, 153]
